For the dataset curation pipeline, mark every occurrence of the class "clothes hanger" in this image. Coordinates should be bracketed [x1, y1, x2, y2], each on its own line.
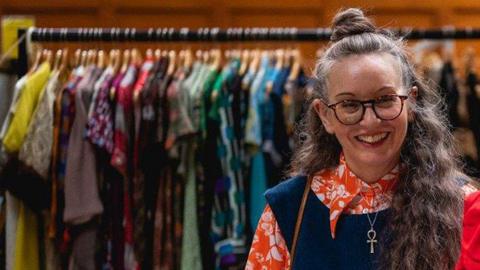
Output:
[107, 49, 115, 69]
[248, 49, 260, 75]
[464, 47, 475, 75]
[120, 49, 130, 74]
[239, 49, 249, 76]
[275, 49, 284, 70]
[73, 49, 81, 68]
[111, 49, 121, 75]
[177, 50, 185, 71]
[166, 50, 176, 76]
[43, 49, 53, 67]
[145, 48, 153, 60]
[80, 50, 88, 67]
[288, 49, 301, 81]
[210, 49, 221, 70]
[97, 50, 106, 69]
[86, 49, 94, 66]
[53, 49, 62, 72]
[28, 48, 42, 74]
[131, 48, 143, 66]
[59, 49, 69, 75]
[200, 49, 209, 64]
[154, 48, 162, 61]
[183, 49, 192, 70]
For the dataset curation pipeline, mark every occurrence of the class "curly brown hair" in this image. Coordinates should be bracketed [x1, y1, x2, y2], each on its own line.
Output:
[288, 8, 465, 270]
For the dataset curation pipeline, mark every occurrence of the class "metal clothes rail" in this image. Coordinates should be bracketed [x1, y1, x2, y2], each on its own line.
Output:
[16, 26, 480, 76]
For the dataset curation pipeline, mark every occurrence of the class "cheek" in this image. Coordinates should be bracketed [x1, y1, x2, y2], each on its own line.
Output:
[331, 124, 352, 145]
[392, 113, 409, 144]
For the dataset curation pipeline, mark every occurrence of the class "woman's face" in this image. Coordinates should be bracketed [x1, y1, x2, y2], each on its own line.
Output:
[314, 53, 413, 174]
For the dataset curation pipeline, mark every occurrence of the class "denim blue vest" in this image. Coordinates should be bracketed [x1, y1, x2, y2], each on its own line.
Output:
[265, 175, 391, 270]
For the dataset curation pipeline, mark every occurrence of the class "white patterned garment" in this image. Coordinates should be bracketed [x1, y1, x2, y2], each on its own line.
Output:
[18, 71, 62, 178]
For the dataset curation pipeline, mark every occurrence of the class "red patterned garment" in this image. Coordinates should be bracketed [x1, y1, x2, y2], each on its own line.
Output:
[246, 154, 399, 269]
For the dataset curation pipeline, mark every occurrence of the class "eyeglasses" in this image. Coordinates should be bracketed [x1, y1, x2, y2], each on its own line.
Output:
[323, 94, 409, 125]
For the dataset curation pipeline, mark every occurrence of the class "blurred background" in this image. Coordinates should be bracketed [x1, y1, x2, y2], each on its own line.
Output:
[1, 1, 480, 270]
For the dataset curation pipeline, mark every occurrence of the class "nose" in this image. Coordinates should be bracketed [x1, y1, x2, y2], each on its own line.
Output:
[359, 106, 381, 126]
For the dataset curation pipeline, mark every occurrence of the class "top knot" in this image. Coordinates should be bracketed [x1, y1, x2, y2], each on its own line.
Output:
[330, 8, 377, 42]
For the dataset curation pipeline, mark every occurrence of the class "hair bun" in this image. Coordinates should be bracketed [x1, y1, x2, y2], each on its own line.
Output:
[330, 8, 377, 42]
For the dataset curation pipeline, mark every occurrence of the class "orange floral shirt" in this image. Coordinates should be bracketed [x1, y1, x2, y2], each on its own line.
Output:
[246, 155, 399, 270]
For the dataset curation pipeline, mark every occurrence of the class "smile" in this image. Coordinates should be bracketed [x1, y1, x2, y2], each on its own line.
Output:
[355, 132, 389, 144]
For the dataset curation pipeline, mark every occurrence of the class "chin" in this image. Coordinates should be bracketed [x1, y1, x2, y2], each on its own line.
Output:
[357, 151, 399, 167]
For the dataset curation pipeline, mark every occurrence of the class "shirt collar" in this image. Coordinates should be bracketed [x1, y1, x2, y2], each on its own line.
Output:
[312, 153, 399, 238]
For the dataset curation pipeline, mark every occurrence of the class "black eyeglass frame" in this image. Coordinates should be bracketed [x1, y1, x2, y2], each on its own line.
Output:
[323, 94, 409, 125]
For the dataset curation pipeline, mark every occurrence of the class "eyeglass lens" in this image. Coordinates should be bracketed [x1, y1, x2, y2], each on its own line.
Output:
[334, 95, 405, 125]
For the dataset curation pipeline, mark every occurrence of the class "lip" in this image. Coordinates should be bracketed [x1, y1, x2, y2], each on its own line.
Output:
[354, 132, 390, 148]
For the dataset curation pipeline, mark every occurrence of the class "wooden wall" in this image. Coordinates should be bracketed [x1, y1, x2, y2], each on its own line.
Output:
[3, 0, 480, 70]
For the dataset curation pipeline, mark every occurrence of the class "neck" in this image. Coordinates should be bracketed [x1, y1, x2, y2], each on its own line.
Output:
[344, 156, 399, 184]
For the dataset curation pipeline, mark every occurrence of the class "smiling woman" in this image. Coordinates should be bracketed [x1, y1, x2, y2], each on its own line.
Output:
[313, 53, 412, 183]
[246, 7, 477, 270]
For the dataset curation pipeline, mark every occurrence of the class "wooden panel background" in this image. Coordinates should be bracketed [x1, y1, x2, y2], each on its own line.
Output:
[3, 0, 480, 71]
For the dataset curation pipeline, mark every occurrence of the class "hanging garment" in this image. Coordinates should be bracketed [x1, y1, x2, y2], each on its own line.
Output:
[0, 69, 17, 134]
[209, 59, 250, 268]
[5, 62, 52, 270]
[180, 61, 204, 270]
[139, 57, 167, 269]
[63, 65, 104, 225]
[1, 75, 27, 270]
[49, 66, 85, 251]
[439, 61, 460, 129]
[18, 70, 62, 178]
[3, 62, 51, 153]
[63, 65, 104, 270]
[0, 76, 27, 169]
[85, 66, 115, 154]
[198, 65, 221, 270]
[466, 72, 480, 169]
[247, 55, 271, 230]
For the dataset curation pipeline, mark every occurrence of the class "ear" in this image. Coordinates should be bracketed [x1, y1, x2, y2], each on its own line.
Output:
[312, 98, 335, 134]
[407, 86, 418, 121]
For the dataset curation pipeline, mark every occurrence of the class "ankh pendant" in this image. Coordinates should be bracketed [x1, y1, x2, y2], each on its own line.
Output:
[367, 228, 377, 254]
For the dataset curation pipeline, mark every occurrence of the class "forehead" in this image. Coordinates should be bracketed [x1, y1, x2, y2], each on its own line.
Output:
[326, 53, 403, 98]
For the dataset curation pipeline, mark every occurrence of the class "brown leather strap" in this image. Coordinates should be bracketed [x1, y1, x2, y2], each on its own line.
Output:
[289, 175, 313, 270]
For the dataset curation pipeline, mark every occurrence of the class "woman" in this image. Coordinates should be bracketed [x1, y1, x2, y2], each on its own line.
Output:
[246, 8, 478, 270]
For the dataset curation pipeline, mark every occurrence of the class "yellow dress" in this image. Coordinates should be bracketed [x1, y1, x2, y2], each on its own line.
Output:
[2, 62, 51, 270]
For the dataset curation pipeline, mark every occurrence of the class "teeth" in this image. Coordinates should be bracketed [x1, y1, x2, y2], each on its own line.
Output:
[357, 133, 388, 143]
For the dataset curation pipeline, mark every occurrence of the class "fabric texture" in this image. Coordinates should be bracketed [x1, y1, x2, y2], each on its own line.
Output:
[456, 191, 480, 270]
[3, 62, 51, 153]
[18, 70, 62, 178]
[63, 66, 104, 225]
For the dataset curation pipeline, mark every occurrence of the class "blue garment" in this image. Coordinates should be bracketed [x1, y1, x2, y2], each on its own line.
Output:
[248, 56, 271, 230]
[265, 176, 390, 270]
[249, 152, 268, 230]
[272, 66, 290, 96]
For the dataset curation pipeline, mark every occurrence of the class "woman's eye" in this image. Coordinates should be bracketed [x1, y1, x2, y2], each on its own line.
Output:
[375, 96, 397, 107]
[339, 101, 361, 111]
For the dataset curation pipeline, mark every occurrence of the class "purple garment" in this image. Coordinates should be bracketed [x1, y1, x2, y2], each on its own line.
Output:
[86, 69, 115, 154]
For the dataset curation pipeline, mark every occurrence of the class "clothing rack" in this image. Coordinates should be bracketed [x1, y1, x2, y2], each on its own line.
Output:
[16, 26, 480, 77]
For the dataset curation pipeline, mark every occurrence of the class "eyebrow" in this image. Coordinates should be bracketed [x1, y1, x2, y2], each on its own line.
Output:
[334, 86, 397, 98]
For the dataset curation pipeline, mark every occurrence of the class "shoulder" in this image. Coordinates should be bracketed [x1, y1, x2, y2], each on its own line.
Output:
[464, 191, 480, 216]
[264, 175, 307, 205]
[455, 174, 479, 197]
[264, 175, 308, 250]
